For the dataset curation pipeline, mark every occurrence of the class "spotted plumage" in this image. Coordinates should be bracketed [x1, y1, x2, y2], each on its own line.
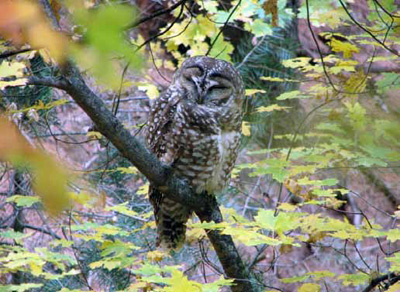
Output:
[146, 56, 244, 249]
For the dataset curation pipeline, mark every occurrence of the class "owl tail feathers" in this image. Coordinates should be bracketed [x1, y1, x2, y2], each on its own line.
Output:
[155, 200, 191, 251]
[156, 214, 187, 250]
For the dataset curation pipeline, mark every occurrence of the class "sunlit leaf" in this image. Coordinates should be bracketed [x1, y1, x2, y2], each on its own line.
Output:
[6, 195, 40, 207]
[0, 61, 27, 89]
[337, 273, 370, 286]
[256, 104, 291, 112]
[242, 121, 251, 136]
[245, 89, 266, 96]
[275, 90, 309, 100]
[260, 76, 299, 82]
[298, 283, 321, 292]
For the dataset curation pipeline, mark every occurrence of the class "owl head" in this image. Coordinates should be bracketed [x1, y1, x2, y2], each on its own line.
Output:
[173, 56, 244, 109]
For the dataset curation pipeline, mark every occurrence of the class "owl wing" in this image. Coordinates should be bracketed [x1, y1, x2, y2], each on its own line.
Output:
[147, 91, 176, 156]
[147, 90, 190, 249]
[146, 89, 176, 213]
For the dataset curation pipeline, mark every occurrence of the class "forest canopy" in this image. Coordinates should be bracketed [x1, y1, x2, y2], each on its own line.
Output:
[1, 0, 400, 291]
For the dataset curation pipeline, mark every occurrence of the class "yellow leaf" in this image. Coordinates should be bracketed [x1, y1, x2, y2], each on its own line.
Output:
[330, 38, 359, 58]
[278, 203, 298, 212]
[0, 61, 27, 89]
[245, 89, 266, 96]
[164, 270, 202, 292]
[69, 191, 94, 206]
[387, 282, 400, 292]
[137, 183, 149, 196]
[276, 90, 309, 100]
[127, 282, 150, 290]
[256, 104, 291, 112]
[30, 262, 43, 276]
[0, 61, 25, 78]
[136, 82, 159, 99]
[147, 250, 167, 262]
[282, 57, 312, 68]
[116, 166, 138, 174]
[90, 259, 120, 270]
[86, 131, 102, 139]
[344, 71, 367, 94]
[242, 121, 251, 136]
[298, 283, 321, 292]
[186, 227, 207, 243]
[0, 78, 28, 89]
[260, 76, 299, 82]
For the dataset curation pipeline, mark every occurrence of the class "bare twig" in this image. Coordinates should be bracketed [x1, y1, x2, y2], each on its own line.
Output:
[338, 0, 399, 57]
[135, 2, 185, 52]
[128, 0, 187, 29]
[23, 224, 61, 239]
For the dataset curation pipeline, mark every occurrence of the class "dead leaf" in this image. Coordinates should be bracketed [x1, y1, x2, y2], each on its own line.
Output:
[263, 0, 278, 27]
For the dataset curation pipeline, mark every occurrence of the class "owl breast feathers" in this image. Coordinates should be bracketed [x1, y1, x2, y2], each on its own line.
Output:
[146, 56, 244, 249]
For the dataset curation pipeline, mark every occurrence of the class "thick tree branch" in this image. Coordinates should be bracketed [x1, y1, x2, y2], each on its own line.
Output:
[362, 272, 400, 292]
[27, 65, 259, 291]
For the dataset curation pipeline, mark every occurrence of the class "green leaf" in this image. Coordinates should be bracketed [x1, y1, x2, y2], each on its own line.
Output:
[256, 104, 291, 112]
[386, 229, 400, 242]
[70, 4, 142, 88]
[6, 195, 41, 207]
[355, 157, 387, 167]
[280, 274, 310, 283]
[100, 240, 140, 258]
[275, 90, 310, 100]
[297, 178, 338, 187]
[244, 19, 272, 37]
[298, 283, 321, 292]
[0, 230, 30, 240]
[0, 283, 43, 292]
[337, 273, 370, 286]
[387, 253, 400, 272]
[202, 275, 234, 292]
[255, 209, 302, 234]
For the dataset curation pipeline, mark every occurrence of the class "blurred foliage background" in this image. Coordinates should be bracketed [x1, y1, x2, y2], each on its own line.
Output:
[1, 0, 400, 291]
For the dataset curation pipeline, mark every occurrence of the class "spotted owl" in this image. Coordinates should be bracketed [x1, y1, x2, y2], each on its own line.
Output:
[146, 56, 244, 249]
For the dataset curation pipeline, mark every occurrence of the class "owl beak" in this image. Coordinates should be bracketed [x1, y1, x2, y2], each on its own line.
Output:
[196, 84, 206, 104]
